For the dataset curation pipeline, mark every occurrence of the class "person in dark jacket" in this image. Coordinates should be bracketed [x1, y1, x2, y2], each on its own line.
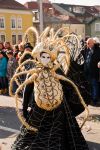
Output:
[82, 38, 94, 81]
[90, 42, 100, 104]
[98, 61, 100, 82]
[82, 38, 100, 105]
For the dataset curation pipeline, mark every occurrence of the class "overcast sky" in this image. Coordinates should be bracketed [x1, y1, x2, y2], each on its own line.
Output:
[16, 0, 100, 6]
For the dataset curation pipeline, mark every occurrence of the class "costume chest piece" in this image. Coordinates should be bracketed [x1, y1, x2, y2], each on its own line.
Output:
[34, 69, 63, 111]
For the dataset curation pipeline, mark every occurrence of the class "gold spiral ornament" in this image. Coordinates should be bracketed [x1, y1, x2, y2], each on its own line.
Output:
[22, 26, 39, 48]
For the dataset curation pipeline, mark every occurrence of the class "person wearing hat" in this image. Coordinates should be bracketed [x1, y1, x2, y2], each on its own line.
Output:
[0, 50, 8, 94]
[20, 42, 34, 70]
[24, 42, 33, 52]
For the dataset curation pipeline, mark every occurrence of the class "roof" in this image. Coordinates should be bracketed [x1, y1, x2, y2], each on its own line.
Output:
[24, 1, 61, 16]
[43, 14, 65, 23]
[88, 17, 100, 24]
[57, 15, 82, 24]
[84, 5, 99, 16]
[67, 16, 82, 24]
[24, 1, 38, 10]
[0, 0, 28, 10]
[25, 1, 83, 24]
[57, 3, 99, 16]
[24, 1, 53, 10]
[43, 13, 82, 24]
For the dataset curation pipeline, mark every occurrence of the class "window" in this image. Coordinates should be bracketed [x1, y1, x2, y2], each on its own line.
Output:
[11, 17, 16, 29]
[17, 17, 22, 29]
[32, 11, 39, 22]
[0, 32, 6, 42]
[69, 7, 72, 12]
[12, 34, 16, 45]
[0, 34, 5, 42]
[0, 17, 5, 28]
[18, 34, 22, 42]
[35, 12, 39, 21]
[95, 23, 100, 31]
[73, 7, 85, 14]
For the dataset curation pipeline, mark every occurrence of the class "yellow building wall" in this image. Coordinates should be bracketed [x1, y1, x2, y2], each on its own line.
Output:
[62, 24, 85, 39]
[70, 24, 85, 39]
[0, 10, 33, 44]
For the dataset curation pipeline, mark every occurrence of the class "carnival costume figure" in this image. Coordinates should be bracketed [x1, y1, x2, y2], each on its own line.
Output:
[10, 27, 89, 150]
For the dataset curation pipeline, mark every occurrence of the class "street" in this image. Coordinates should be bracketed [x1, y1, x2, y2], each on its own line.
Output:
[0, 95, 100, 150]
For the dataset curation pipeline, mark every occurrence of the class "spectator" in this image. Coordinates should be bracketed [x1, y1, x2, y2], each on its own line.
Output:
[17, 42, 24, 59]
[24, 42, 33, 52]
[21, 42, 33, 63]
[82, 38, 95, 81]
[0, 42, 4, 51]
[6, 50, 18, 82]
[19, 42, 34, 69]
[6, 50, 18, 94]
[90, 38, 100, 104]
[82, 38, 100, 105]
[98, 61, 100, 82]
[13, 44, 19, 61]
[4, 41, 13, 52]
[0, 50, 8, 95]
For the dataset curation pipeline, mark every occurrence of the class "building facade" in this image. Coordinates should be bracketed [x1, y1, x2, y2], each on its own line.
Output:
[0, 0, 33, 45]
[88, 18, 100, 39]
[24, 1, 85, 38]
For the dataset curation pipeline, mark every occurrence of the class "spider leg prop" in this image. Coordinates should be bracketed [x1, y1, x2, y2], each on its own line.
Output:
[9, 69, 37, 97]
[18, 51, 33, 65]
[15, 73, 38, 132]
[54, 73, 89, 129]
[15, 59, 36, 73]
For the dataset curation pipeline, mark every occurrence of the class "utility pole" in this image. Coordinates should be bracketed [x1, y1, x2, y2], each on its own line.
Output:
[38, 0, 44, 33]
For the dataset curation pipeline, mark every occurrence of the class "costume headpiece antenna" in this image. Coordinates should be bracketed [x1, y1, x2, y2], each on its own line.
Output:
[22, 26, 39, 48]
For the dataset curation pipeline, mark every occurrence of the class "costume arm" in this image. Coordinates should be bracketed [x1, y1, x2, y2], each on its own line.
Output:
[23, 82, 34, 118]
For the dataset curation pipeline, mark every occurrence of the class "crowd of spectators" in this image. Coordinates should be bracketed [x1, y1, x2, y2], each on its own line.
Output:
[0, 41, 33, 95]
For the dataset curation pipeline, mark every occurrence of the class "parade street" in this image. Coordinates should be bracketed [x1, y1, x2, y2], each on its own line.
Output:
[0, 95, 100, 150]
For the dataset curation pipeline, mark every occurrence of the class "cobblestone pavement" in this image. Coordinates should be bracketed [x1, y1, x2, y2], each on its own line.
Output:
[0, 95, 100, 150]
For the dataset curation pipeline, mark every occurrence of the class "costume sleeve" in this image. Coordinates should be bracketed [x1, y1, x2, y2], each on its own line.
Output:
[67, 60, 91, 106]
[23, 83, 34, 109]
[56, 68, 89, 117]
[60, 79, 85, 117]
[22, 82, 34, 118]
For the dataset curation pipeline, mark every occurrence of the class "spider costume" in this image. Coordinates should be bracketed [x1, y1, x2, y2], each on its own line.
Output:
[10, 27, 89, 150]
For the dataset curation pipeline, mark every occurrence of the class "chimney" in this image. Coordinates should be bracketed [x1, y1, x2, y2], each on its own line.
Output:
[43, 0, 50, 3]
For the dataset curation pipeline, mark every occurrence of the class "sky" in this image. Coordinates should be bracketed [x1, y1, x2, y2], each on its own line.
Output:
[16, 0, 100, 6]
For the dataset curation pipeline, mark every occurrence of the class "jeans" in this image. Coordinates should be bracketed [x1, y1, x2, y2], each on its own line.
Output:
[91, 78, 100, 103]
[0, 77, 8, 89]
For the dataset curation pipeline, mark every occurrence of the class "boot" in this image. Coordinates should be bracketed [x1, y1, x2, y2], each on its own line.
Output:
[0, 89, 3, 94]
[2, 89, 8, 95]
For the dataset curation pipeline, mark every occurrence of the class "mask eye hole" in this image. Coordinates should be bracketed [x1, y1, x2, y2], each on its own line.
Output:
[42, 56, 45, 58]
[47, 56, 50, 59]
